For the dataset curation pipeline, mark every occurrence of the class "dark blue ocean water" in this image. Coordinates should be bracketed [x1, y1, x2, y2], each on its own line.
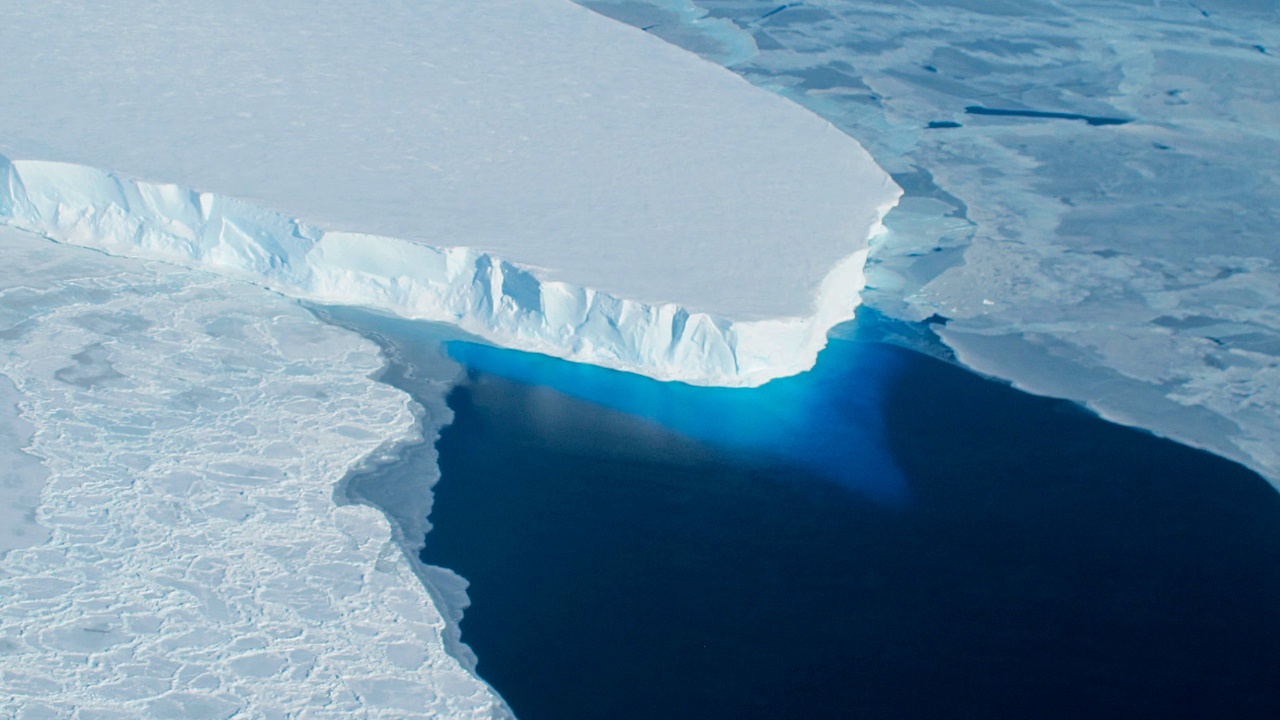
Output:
[407, 336, 1280, 720]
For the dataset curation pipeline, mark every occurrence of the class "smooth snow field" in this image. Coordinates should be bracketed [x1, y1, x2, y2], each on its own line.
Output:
[583, 0, 1280, 486]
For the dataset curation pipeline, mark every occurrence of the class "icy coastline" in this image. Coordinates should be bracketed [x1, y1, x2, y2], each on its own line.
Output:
[0, 0, 900, 387]
[0, 155, 894, 387]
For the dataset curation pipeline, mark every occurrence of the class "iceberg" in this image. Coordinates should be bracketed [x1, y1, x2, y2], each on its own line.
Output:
[0, 154, 893, 387]
[0, 0, 899, 387]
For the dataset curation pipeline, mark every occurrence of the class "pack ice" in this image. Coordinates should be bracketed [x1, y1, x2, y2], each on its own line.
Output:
[0, 226, 510, 718]
[598, 0, 1280, 485]
[0, 0, 899, 387]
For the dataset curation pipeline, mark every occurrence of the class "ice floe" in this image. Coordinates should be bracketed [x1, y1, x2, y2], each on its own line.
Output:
[0, 227, 509, 718]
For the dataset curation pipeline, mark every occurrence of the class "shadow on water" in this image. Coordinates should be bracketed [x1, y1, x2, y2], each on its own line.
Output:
[419, 336, 1280, 720]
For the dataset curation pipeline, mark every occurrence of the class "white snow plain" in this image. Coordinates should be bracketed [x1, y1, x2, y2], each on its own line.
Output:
[0, 0, 899, 387]
[590, 0, 1280, 485]
[0, 226, 509, 718]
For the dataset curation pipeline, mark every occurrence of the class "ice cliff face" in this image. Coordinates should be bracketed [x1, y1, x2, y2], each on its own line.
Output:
[0, 155, 894, 387]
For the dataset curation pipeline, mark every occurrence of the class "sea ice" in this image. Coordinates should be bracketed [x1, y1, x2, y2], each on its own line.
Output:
[594, 0, 1280, 484]
[0, 3, 909, 716]
[0, 227, 509, 718]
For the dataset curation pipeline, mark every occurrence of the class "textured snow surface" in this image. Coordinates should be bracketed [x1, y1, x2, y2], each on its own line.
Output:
[0, 228, 509, 719]
[0, 375, 49, 555]
[0, 0, 900, 387]
[595, 0, 1280, 484]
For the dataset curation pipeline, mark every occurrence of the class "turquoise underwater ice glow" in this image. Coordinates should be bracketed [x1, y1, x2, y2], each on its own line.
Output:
[446, 337, 910, 504]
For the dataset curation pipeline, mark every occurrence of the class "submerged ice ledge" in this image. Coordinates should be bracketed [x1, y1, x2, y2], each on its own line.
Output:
[0, 155, 895, 388]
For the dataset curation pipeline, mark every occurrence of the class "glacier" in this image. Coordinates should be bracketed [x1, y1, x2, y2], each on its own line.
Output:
[0, 0, 899, 387]
[0, 0, 1273, 714]
[0, 155, 892, 388]
[0, 1, 902, 717]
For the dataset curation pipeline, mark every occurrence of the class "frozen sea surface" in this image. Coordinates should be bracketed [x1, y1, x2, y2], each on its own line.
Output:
[0, 228, 508, 718]
[582, 0, 1280, 484]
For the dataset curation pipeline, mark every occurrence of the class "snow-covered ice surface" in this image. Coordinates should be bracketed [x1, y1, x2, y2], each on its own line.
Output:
[2, 0, 1274, 710]
[0, 227, 509, 718]
[0, 154, 887, 388]
[585, 0, 1280, 484]
[0, 374, 49, 555]
[0, 0, 900, 387]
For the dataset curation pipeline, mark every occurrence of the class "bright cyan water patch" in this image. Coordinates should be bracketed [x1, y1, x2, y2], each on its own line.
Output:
[446, 339, 909, 504]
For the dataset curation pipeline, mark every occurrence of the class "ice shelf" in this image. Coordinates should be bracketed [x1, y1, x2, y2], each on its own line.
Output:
[0, 0, 900, 387]
[0, 373, 49, 555]
[0, 154, 891, 387]
[0, 4, 903, 714]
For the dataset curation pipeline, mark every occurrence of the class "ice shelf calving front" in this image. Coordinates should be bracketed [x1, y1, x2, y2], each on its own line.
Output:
[0, 0, 901, 387]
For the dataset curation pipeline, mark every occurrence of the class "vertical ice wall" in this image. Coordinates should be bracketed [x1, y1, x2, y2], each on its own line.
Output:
[0, 155, 894, 387]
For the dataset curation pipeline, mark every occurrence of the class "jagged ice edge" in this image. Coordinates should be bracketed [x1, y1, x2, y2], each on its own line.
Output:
[0, 156, 894, 387]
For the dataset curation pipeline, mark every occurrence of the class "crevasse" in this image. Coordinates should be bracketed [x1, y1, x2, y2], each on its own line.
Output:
[0, 155, 894, 387]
